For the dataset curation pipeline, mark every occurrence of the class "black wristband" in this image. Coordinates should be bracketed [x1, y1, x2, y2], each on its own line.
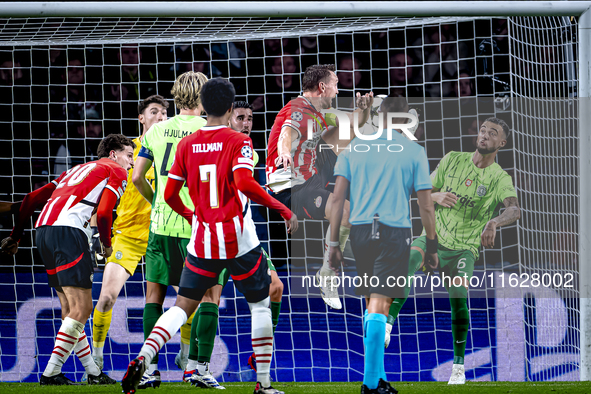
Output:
[426, 236, 438, 254]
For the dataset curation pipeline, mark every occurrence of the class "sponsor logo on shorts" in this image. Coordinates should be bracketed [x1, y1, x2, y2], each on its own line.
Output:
[477, 185, 487, 197]
[267, 268, 272, 276]
[314, 196, 322, 208]
[116, 251, 123, 260]
[90, 273, 94, 282]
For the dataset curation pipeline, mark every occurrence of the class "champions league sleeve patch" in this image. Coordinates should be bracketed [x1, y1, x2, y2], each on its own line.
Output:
[241, 145, 253, 159]
[291, 111, 303, 121]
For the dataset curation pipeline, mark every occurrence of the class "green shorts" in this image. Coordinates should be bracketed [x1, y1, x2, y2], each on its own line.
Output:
[217, 248, 276, 287]
[411, 235, 476, 281]
[145, 231, 189, 287]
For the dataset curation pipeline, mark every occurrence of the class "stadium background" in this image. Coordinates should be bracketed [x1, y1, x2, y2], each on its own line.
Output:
[0, 16, 580, 383]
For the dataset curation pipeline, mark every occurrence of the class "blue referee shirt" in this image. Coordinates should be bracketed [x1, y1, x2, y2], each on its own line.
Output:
[334, 131, 432, 228]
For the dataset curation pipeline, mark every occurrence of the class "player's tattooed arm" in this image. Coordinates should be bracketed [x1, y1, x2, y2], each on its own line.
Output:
[481, 197, 521, 248]
[491, 197, 521, 227]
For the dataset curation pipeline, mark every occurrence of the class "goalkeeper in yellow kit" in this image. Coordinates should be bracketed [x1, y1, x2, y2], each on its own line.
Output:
[88, 95, 169, 375]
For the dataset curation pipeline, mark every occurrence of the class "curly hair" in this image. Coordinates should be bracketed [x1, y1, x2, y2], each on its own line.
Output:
[138, 94, 169, 115]
[302, 64, 336, 92]
[170, 71, 209, 110]
[97, 134, 136, 159]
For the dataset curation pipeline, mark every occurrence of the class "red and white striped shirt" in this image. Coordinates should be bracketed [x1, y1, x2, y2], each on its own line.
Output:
[169, 125, 259, 259]
[35, 158, 128, 239]
[266, 96, 328, 191]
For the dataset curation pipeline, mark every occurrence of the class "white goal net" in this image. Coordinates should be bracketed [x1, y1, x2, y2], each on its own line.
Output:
[0, 11, 583, 383]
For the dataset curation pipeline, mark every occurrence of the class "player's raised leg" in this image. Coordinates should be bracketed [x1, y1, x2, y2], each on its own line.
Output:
[385, 243, 426, 348]
[316, 195, 351, 310]
[122, 295, 200, 394]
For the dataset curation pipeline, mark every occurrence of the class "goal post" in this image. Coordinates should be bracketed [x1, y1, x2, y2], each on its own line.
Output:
[0, 1, 589, 383]
[577, 6, 591, 382]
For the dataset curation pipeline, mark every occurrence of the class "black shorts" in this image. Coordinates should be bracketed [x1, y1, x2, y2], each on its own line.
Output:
[178, 246, 271, 303]
[36, 226, 95, 289]
[316, 137, 339, 192]
[290, 174, 331, 220]
[349, 224, 411, 299]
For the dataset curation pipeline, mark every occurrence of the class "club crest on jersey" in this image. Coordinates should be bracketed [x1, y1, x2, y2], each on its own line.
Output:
[477, 185, 487, 197]
[465, 179, 473, 187]
[291, 111, 303, 121]
[314, 196, 322, 208]
[241, 146, 253, 159]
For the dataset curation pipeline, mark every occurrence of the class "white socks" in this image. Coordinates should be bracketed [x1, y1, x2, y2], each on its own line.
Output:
[43, 317, 84, 377]
[138, 306, 187, 365]
[249, 297, 273, 387]
[74, 329, 101, 376]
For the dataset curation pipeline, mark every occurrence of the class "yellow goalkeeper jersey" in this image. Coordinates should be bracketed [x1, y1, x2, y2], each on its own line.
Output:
[112, 137, 154, 242]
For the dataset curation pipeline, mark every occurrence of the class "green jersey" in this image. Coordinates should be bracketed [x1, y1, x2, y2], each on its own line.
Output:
[141, 114, 207, 238]
[429, 151, 517, 257]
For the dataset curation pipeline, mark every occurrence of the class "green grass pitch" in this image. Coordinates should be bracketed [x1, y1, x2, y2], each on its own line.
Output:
[1, 382, 591, 394]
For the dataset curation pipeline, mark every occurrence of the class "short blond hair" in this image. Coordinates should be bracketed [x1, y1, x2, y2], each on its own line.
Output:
[171, 71, 209, 110]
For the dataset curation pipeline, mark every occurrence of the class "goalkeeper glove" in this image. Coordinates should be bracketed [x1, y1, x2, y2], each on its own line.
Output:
[89, 226, 104, 265]
[404, 108, 420, 140]
[385, 322, 393, 349]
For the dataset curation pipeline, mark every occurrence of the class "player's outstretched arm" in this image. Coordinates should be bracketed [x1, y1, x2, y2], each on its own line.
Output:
[327, 175, 348, 275]
[0, 201, 21, 215]
[481, 196, 521, 248]
[164, 177, 193, 224]
[1, 182, 56, 255]
[132, 155, 154, 204]
[234, 168, 297, 233]
[417, 189, 439, 269]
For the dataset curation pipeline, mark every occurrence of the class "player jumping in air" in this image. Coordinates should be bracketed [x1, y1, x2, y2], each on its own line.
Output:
[387, 117, 520, 384]
[88, 95, 168, 378]
[266, 64, 371, 309]
[132, 71, 208, 388]
[121, 78, 297, 394]
[1, 134, 135, 386]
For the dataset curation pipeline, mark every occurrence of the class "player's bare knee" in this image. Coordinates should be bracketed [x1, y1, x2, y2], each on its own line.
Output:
[174, 295, 200, 317]
[97, 292, 117, 312]
[269, 279, 283, 302]
[201, 285, 222, 305]
[411, 246, 424, 258]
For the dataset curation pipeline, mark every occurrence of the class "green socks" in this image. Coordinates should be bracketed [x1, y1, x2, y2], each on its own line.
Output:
[388, 248, 424, 323]
[189, 310, 201, 362]
[196, 302, 219, 363]
[449, 285, 469, 365]
[143, 303, 163, 364]
[271, 301, 281, 333]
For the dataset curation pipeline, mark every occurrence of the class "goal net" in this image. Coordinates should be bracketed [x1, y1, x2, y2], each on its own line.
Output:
[0, 12, 582, 383]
